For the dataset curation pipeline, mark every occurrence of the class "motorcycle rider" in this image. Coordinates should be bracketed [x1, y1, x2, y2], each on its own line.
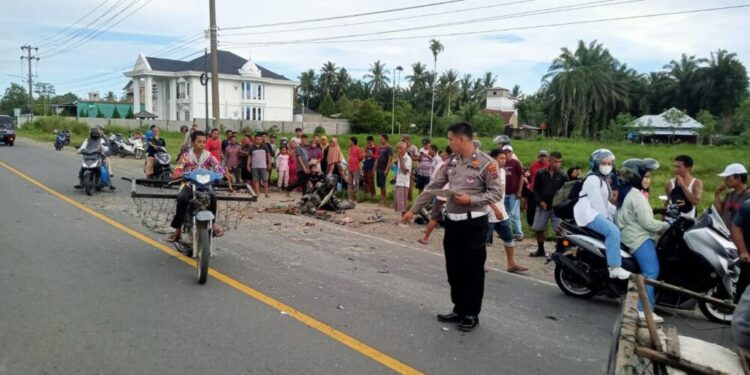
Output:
[167, 130, 227, 243]
[616, 158, 669, 323]
[574, 149, 629, 279]
[74, 127, 115, 190]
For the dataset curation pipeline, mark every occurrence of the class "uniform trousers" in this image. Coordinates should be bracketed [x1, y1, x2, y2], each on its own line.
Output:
[443, 214, 489, 316]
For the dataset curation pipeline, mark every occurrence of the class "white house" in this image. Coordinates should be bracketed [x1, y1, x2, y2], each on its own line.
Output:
[628, 108, 705, 142]
[123, 50, 298, 122]
[483, 87, 519, 128]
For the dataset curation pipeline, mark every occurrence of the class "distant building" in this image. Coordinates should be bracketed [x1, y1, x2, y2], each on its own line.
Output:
[482, 87, 519, 128]
[122, 50, 297, 122]
[76, 101, 141, 118]
[628, 108, 705, 143]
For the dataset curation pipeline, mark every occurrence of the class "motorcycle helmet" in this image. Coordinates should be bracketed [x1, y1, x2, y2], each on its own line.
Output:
[90, 127, 101, 140]
[180, 125, 189, 133]
[619, 158, 660, 188]
[589, 148, 615, 172]
[493, 135, 510, 146]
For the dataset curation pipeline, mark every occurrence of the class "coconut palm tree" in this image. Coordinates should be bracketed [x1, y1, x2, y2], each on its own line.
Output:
[363, 60, 390, 95]
[699, 49, 749, 116]
[104, 91, 117, 102]
[319, 61, 338, 95]
[406, 62, 429, 92]
[438, 69, 460, 116]
[458, 73, 474, 107]
[334, 67, 352, 99]
[298, 69, 317, 111]
[428, 39, 444, 137]
[663, 54, 707, 116]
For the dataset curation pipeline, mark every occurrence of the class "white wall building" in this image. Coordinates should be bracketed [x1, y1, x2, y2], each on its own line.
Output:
[485, 87, 518, 112]
[123, 50, 297, 122]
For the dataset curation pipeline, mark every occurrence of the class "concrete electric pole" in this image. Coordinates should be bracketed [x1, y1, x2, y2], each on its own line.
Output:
[20, 45, 39, 120]
[209, 0, 220, 129]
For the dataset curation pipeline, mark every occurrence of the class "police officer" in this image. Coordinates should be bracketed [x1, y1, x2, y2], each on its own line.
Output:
[400, 122, 502, 332]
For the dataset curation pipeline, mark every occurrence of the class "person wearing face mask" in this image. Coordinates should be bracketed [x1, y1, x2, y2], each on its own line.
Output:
[616, 158, 668, 323]
[574, 149, 630, 280]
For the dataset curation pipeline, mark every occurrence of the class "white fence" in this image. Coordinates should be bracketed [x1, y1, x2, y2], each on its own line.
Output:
[19, 116, 351, 135]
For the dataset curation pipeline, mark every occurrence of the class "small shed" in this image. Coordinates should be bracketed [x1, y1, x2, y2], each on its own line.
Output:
[628, 108, 704, 144]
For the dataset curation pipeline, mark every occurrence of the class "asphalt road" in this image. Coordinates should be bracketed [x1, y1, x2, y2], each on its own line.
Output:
[0, 139, 735, 374]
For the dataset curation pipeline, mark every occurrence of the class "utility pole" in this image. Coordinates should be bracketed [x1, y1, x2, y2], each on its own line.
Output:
[208, 0, 220, 129]
[20, 45, 39, 120]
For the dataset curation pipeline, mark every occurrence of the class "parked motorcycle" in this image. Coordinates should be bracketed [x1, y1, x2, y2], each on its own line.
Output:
[109, 133, 145, 159]
[54, 130, 71, 151]
[549, 204, 738, 324]
[152, 146, 173, 181]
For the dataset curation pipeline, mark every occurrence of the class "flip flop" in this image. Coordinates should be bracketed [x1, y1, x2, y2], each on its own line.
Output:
[507, 265, 528, 273]
[417, 238, 429, 244]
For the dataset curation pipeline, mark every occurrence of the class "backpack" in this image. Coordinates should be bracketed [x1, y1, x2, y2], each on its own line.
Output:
[552, 174, 604, 220]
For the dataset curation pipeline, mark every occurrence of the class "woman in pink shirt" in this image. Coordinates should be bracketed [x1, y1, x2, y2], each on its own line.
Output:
[277, 145, 290, 190]
[347, 137, 364, 201]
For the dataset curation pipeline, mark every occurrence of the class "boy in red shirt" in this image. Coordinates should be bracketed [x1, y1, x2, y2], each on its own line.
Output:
[347, 136, 364, 201]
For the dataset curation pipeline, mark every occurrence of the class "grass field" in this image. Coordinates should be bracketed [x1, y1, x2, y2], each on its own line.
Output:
[18, 119, 750, 212]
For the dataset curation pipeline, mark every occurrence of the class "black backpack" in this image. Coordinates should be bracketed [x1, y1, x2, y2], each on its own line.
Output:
[552, 174, 605, 220]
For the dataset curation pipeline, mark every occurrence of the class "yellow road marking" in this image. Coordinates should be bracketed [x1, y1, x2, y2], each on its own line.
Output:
[0, 160, 424, 375]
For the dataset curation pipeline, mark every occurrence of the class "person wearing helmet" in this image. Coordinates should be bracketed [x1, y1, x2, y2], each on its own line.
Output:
[574, 149, 628, 279]
[616, 158, 669, 322]
[75, 127, 115, 190]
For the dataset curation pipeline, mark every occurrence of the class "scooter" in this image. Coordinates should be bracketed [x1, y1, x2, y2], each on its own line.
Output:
[76, 147, 111, 196]
[109, 133, 145, 159]
[152, 146, 173, 181]
[54, 130, 71, 151]
[549, 204, 738, 324]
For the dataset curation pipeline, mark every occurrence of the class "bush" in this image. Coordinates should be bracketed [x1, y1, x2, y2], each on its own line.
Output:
[714, 135, 746, 146]
[26, 117, 90, 135]
[111, 107, 121, 119]
[96, 108, 105, 118]
[350, 99, 387, 134]
[319, 93, 335, 117]
[104, 123, 133, 136]
[314, 125, 326, 135]
[125, 107, 135, 119]
[470, 112, 504, 136]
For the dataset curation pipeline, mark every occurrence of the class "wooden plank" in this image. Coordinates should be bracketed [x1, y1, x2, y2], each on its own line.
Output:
[634, 346, 728, 375]
[665, 326, 680, 360]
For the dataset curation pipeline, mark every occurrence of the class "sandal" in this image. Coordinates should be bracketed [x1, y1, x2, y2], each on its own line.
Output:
[417, 238, 429, 245]
[507, 265, 528, 273]
[166, 231, 181, 243]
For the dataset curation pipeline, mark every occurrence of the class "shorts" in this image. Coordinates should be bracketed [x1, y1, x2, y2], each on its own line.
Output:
[532, 206, 562, 232]
[348, 170, 360, 193]
[415, 174, 430, 189]
[487, 219, 515, 247]
[252, 168, 269, 182]
[376, 170, 387, 188]
[430, 200, 445, 221]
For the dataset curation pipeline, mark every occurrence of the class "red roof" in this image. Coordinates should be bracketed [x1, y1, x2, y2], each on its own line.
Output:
[482, 109, 515, 124]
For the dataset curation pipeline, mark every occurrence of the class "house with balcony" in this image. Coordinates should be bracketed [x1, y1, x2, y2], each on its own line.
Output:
[122, 50, 297, 122]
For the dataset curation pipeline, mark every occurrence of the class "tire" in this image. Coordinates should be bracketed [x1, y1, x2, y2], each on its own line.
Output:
[698, 285, 734, 324]
[196, 222, 210, 284]
[134, 149, 144, 160]
[83, 171, 94, 196]
[8, 142, 13, 147]
[554, 261, 596, 299]
[119, 151, 127, 158]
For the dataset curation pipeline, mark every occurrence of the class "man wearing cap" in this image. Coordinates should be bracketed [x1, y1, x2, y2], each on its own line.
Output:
[527, 150, 550, 226]
[502, 145, 525, 241]
[715, 163, 750, 229]
[400, 122, 502, 332]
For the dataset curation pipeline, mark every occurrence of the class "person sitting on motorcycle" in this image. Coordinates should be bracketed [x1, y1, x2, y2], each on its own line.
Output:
[616, 158, 669, 323]
[167, 130, 227, 242]
[145, 126, 166, 178]
[75, 127, 115, 190]
[574, 149, 629, 279]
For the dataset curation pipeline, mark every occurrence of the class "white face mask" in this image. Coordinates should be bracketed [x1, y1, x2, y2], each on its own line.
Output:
[599, 165, 613, 175]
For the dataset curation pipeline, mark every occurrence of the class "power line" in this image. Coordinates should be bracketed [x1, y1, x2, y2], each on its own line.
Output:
[221, 0, 640, 46]
[34, 0, 112, 46]
[38, 0, 130, 50]
[220, 0, 467, 31]
[219, 0, 535, 38]
[41, 0, 151, 59]
[224, 3, 750, 47]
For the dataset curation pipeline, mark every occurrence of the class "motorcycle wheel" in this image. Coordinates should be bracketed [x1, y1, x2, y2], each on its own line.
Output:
[195, 222, 210, 284]
[554, 260, 596, 299]
[698, 285, 734, 324]
[83, 171, 94, 196]
[134, 149, 144, 160]
[119, 151, 127, 158]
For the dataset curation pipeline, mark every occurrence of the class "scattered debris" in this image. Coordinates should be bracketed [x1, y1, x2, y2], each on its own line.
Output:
[441, 327, 450, 332]
[273, 222, 282, 226]
[337, 304, 344, 310]
[280, 311, 288, 315]
[545, 315, 558, 321]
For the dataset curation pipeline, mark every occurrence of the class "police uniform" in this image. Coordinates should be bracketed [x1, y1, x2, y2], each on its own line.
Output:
[410, 148, 502, 318]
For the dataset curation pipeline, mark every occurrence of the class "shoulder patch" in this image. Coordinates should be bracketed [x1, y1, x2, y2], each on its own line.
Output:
[487, 163, 498, 179]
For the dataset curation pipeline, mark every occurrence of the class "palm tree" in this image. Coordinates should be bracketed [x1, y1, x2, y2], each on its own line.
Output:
[298, 69, 317, 111]
[406, 62, 429, 92]
[700, 49, 749, 116]
[319, 61, 338, 95]
[438, 69, 460, 116]
[663, 54, 707, 116]
[334, 67, 352, 99]
[363, 60, 390, 95]
[104, 91, 116, 102]
[478, 72, 497, 107]
[542, 40, 629, 137]
[428, 39, 444, 137]
[458, 73, 473, 107]
[510, 85, 521, 98]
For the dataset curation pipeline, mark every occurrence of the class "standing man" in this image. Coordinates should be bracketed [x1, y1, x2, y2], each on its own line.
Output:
[206, 128, 223, 163]
[393, 142, 412, 216]
[527, 150, 550, 226]
[403, 134, 419, 201]
[416, 140, 435, 195]
[292, 128, 303, 145]
[375, 134, 393, 206]
[530, 151, 567, 257]
[665, 154, 703, 218]
[285, 138, 311, 194]
[502, 145, 525, 241]
[347, 136, 364, 201]
[732, 200, 750, 302]
[221, 130, 233, 153]
[400, 122, 502, 332]
[247, 135, 271, 198]
[715, 163, 750, 229]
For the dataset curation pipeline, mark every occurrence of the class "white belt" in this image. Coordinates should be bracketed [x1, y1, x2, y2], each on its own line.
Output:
[445, 211, 488, 221]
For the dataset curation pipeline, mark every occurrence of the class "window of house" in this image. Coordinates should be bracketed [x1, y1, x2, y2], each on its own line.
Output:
[242, 82, 264, 100]
[183, 110, 190, 121]
[244, 106, 263, 121]
[186, 82, 190, 97]
[177, 82, 186, 99]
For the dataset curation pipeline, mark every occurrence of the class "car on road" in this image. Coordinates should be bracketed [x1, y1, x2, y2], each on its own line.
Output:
[0, 115, 16, 146]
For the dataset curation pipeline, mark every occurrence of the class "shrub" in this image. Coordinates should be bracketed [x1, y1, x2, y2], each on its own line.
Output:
[27, 117, 89, 135]
[314, 125, 326, 135]
[111, 107, 121, 119]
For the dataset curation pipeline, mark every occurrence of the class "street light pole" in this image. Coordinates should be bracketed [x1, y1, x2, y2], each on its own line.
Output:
[391, 66, 403, 135]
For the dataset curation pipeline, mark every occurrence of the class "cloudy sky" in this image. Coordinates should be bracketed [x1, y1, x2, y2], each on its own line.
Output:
[0, 0, 748, 100]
